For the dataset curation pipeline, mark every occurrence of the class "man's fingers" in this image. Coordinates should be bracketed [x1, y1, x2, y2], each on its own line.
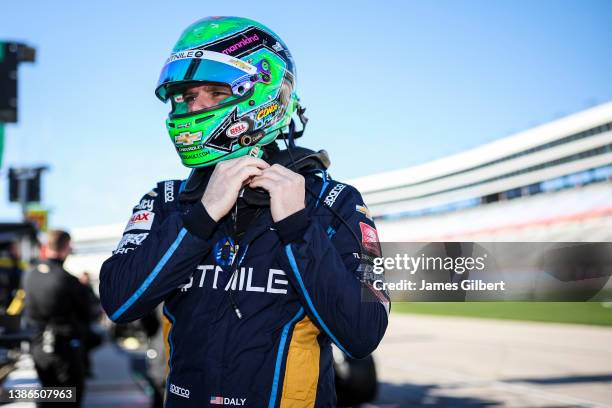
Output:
[226, 160, 269, 179]
[255, 170, 284, 183]
[265, 166, 305, 187]
[226, 156, 269, 172]
[236, 166, 264, 183]
[240, 156, 270, 169]
[249, 174, 276, 184]
[263, 164, 303, 182]
[250, 165, 306, 222]
[265, 164, 292, 176]
[248, 176, 276, 192]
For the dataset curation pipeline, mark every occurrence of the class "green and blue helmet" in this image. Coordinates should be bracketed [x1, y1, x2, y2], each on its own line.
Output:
[155, 16, 299, 167]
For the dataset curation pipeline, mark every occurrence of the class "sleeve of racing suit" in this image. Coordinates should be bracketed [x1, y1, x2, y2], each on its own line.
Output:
[275, 185, 390, 359]
[100, 183, 217, 323]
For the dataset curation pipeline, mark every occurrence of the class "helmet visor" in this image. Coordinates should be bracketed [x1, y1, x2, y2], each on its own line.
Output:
[155, 50, 258, 102]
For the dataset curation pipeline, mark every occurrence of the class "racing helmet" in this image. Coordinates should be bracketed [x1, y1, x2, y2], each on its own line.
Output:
[155, 16, 299, 167]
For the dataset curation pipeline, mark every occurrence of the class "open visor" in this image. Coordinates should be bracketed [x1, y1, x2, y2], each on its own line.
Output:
[155, 50, 260, 102]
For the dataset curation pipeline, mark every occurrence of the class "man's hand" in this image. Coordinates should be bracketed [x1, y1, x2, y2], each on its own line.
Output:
[202, 156, 269, 221]
[249, 164, 306, 222]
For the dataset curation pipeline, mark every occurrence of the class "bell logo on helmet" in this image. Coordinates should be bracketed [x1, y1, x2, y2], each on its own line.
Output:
[226, 121, 249, 138]
[175, 131, 202, 146]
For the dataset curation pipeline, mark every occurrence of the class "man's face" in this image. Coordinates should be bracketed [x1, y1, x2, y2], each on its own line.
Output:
[183, 83, 233, 112]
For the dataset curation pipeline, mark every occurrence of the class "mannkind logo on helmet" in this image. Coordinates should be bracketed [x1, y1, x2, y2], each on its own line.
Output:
[155, 16, 299, 168]
[222, 33, 260, 55]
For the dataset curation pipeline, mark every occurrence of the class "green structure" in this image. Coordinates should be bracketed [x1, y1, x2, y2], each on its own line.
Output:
[0, 41, 5, 167]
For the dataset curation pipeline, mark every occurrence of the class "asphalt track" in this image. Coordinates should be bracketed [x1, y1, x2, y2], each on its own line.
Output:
[368, 314, 612, 408]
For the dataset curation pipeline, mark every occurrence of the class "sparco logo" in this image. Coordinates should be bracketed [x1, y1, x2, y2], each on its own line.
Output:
[169, 383, 190, 399]
[324, 184, 346, 207]
[164, 181, 174, 203]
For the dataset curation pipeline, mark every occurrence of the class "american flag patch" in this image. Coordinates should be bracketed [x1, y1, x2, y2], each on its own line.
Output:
[210, 396, 224, 404]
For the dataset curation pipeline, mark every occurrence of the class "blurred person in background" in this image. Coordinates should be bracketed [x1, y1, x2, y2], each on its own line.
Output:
[0, 242, 23, 312]
[100, 16, 389, 407]
[78, 271, 91, 288]
[78, 271, 103, 321]
[23, 230, 92, 406]
[78, 271, 104, 378]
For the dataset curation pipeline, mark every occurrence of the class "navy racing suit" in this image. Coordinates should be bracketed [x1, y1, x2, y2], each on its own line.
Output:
[99, 167, 390, 407]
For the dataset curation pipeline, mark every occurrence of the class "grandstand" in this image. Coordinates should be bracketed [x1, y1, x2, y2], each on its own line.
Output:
[67, 103, 612, 279]
[65, 223, 124, 282]
[350, 102, 612, 241]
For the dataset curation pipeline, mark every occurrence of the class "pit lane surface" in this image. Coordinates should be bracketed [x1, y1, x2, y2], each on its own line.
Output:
[2, 344, 150, 408]
[367, 314, 612, 408]
[4, 314, 611, 407]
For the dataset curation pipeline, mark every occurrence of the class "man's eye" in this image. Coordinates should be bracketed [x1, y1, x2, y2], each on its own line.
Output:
[184, 95, 196, 103]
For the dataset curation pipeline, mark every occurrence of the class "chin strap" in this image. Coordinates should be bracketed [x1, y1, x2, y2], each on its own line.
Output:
[279, 103, 308, 142]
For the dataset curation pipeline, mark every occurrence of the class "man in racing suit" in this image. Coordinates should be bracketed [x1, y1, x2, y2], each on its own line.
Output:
[25, 230, 91, 406]
[99, 16, 389, 407]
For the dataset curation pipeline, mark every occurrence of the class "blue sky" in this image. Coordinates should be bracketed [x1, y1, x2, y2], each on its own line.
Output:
[1, 0, 611, 228]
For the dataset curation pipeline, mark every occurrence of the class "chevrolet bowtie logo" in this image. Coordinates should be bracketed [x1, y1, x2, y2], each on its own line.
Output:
[175, 131, 202, 146]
